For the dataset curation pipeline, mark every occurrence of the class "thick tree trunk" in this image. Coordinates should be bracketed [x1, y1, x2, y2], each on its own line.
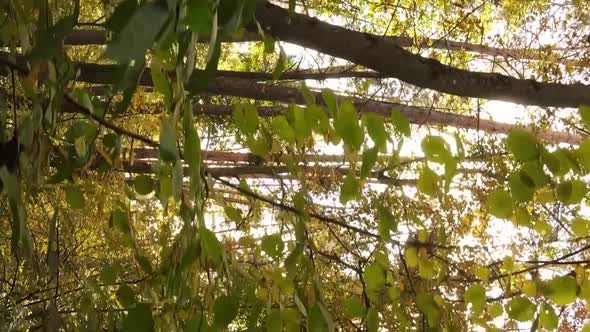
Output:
[62, 29, 585, 67]
[252, 1, 590, 107]
[71, 63, 584, 144]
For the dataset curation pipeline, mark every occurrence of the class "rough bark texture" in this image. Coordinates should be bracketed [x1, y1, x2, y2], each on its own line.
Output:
[252, 1, 590, 107]
[62, 30, 586, 66]
[71, 63, 584, 144]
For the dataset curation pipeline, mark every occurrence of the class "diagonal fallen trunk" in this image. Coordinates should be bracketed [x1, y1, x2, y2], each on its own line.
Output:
[251, 1, 590, 107]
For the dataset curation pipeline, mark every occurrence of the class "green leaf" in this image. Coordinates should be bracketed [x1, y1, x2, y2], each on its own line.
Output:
[538, 303, 558, 330]
[200, 228, 223, 265]
[366, 307, 379, 332]
[224, 206, 242, 223]
[580, 104, 590, 130]
[104, 3, 168, 62]
[508, 171, 535, 202]
[234, 104, 260, 135]
[390, 108, 410, 137]
[340, 175, 361, 204]
[267, 309, 282, 332]
[361, 147, 379, 179]
[376, 205, 397, 242]
[133, 175, 155, 195]
[308, 303, 329, 332]
[263, 35, 276, 53]
[572, 218, 590, 237]
[522, 162, 548, 188]
[150, 59, 172, 109]
[506, 297, 535, 322]
[418, 257, 436, 279]
[342, 298, 365, 319]
[271, 116, 296, 144]
[29, 15, 76, 61]
[582, 323, 590, 332]
[578, 138, 590, 171]
[186, 0, 211, 33]
[556, 180, 587, 204]
[465, 284, 486, 315]
[415, 292, 441, 327]
[334, 101, 363, 151]
[363, 262, 386, 293]
[418, 167, 439, 196]
[272, 45, 287, 80]
[123, 303, 154, 332]
[159, 117, 178, 163]
[116, 284, 136, 308]
[213, 294, 239, 327]
[301, 83, 316, 106]
[405, 247, 418, 269]
[261, 234, 284, 258]
[321, 89, 338, 118]
[104, 0, 138, 33]
[363, 113, 388, 151]
[544, 276, 578, 306]
[421, 135, 451, 164]
[111, 208, 131, 234]
[488, 303, 503, 318]
[487, 190, 513, 219]
[506, 129, 539, 162]
[100, 265, 117, 285]
[65, 186, 85, 209]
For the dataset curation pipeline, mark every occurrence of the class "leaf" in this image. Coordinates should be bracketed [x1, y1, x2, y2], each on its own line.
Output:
[572, 218, 590, 237]
[366, 307, 379, 332]
[123, 303, 154, 332]
[104, 0, 138, 33]
[133, 175, 154, 195]
[363, 113, 388, 151]
[271, 116, 296, 144]
[363, 262, 386, 293]
[418, 257, 436, 279]
[421, 135, 451, 163]
[301, 83, 316, 106]
[340, 175, 361, 204]
[308, 303, 329, 332]
[506, 129, 539, 162]
[272, 45, 287, 80]
[556, 180, 587, 204]
[213, 294, 239, 327]
[508, 171, 535, 202]
[186, 0, 211, 33]
[267, 309, 282, 332]
[464, 284, 486, 315]
[321, 89, 338, 118]
[234, 104, 260, 135]
[361, 147, 379, 179]
[334, 101, 363, 151]
[390, 108, 410, 137]
[488, 303, 503, 318]
[29, 15, 76, 61]
[543, 276, 577, 306]
[111, 208, 131, 234]
[261, 234, 284, 258]
[342, 298, 365, 319]
[486, 190, 513, 219]
[506, 297, 535, 322]
[417, 167, 439, 197]
[522, 162, 548, 188]
[376, 205, 397, 242]
[100, 265, 117, 285]
[405, 247, 418, 269]
[104, 3, 168, 62]
[578, 138, 590, 171]
[116, 285, 136, 308]
[200, 228, 223, 265]
[538, 303, 558, 330]
[65, 186, 85, 209]
[580, 104, 590, 130]
[415, 292, 441, 327]
[224, 205, 242, 223]
[159, 117, 178, 163]
[150, 59, 172, 109]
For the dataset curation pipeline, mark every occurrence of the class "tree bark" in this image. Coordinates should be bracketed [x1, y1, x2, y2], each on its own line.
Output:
[252, 1, 590, 107]
[70, 63, 584, 144]
[62, 29, 586, 67]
